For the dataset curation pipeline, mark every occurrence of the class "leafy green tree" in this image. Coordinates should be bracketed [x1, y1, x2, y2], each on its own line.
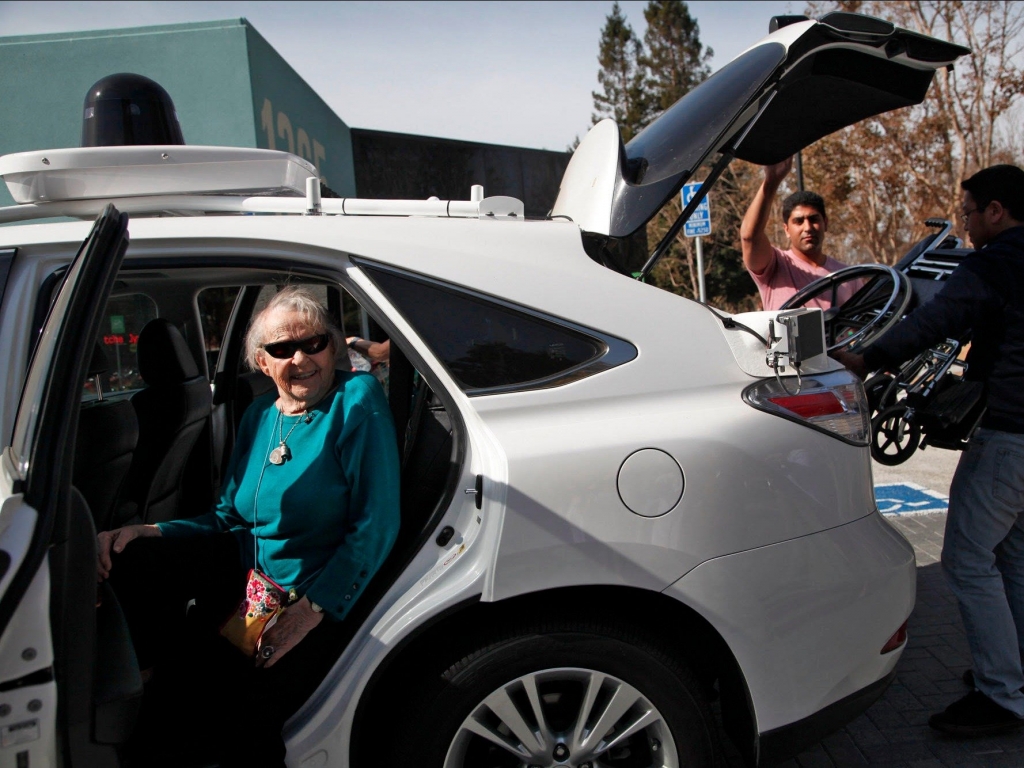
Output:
[586, 1, 760, 311]
[643, 0, 713, 115]
[639, 2, 753, 310]
[592, 2, 650, 141]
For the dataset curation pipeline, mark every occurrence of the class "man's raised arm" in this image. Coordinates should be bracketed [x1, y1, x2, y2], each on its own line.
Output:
[740, 156, 793, 275]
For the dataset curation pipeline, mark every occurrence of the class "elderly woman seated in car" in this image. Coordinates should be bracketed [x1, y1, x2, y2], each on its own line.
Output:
[96, 285, 400, 768]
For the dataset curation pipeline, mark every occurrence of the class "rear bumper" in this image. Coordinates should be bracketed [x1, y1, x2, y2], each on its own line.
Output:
[666, 510, 916, 734]
[757, 668, 895, 764]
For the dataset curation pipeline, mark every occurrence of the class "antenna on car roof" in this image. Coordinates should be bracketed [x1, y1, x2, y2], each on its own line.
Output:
[81, 73, 185, 148]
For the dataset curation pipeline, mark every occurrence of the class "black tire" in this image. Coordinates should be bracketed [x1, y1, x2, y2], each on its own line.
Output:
[871, 404, 921, 465]
[391, 621, 717, 768]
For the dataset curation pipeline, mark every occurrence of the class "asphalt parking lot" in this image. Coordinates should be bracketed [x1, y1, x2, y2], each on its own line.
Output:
[748, 446, 1024, 767]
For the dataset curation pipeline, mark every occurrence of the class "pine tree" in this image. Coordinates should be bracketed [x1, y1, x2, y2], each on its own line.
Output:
[592, 2, 650, 142]
[643, 0, 713, 116]
[636, 2, 757, 309]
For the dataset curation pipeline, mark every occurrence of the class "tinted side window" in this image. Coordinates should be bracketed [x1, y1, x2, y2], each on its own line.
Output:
[364, 267, 605, 393]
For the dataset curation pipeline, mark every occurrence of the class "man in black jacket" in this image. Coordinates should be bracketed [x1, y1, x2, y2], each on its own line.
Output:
[843, 164, 1024, 737]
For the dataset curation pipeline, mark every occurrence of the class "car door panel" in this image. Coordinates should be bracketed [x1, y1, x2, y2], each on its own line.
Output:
[51, 488, 125, 767]
[0, 453, 55, 768]
[0, 559, 56, 768]
[0, 205, 133, 766]
[0, 465, 36, 614]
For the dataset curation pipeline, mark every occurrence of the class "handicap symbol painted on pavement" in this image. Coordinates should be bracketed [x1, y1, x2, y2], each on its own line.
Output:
[874, 482, 949, 516]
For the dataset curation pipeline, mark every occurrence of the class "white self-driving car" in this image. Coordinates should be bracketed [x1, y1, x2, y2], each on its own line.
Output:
[0, 12, 968, 768]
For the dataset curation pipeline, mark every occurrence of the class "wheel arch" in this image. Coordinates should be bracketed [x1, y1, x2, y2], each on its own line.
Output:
[350, 584, 757, 767]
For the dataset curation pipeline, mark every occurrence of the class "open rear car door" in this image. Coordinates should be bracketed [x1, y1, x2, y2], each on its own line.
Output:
[0, 204, 134, 768]
[554, 11, 971, 242]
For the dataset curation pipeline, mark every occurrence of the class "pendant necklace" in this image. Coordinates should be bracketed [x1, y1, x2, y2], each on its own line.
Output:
[269, 409, 309, 465]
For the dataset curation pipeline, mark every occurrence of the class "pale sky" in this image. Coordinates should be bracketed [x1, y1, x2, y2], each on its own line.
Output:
[0, 1, 796, 150]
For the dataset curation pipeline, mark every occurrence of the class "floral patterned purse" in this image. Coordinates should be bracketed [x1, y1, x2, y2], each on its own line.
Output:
[219, 569, 288, 657]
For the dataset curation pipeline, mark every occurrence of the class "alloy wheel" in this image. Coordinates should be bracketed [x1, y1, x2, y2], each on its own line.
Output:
[443, 667, 679, 768]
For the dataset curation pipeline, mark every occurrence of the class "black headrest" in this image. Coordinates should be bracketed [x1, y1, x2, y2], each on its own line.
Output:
[87, 343, 110, 376]
[137, 319, 199, 385]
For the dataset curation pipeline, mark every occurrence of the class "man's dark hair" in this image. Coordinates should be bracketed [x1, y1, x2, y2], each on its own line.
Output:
[782, 190, 826, 222]
[961, 164, 1024, 221]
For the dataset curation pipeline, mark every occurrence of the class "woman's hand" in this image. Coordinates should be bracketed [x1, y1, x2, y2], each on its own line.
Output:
[256, 597, 324, 669]
[97, 524, 161, 581]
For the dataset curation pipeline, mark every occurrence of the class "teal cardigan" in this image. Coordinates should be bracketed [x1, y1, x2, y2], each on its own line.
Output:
[158, 371, 401, 621]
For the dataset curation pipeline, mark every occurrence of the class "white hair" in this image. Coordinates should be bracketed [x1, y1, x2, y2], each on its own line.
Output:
[244, 286, 344, 370]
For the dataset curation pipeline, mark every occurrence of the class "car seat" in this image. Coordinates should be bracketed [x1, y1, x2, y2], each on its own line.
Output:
[125, 319, 212, 524]
[73, 343, 140, 531]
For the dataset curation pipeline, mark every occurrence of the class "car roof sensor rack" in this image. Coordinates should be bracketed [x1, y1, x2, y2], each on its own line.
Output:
[0, 145, 525, 224]
[0, 192, 527, 225]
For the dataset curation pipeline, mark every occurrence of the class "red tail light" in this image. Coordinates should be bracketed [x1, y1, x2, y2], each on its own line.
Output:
[881, 620, 908, 653]
[744, 371, 871, 445]
[768, 391, 844, 419]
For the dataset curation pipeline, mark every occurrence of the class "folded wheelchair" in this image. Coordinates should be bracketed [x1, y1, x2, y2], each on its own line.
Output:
[780, 219, 984, 466]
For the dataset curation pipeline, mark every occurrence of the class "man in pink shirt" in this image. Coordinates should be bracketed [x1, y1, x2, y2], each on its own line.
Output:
[740, 156, 856, 310]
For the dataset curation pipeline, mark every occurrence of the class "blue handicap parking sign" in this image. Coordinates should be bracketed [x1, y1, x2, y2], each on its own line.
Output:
[681, 182, 711, 237]
[874, 482, 949, 515]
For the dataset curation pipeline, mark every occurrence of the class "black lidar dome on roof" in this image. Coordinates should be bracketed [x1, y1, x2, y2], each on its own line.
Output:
[81, 73, 185, 147]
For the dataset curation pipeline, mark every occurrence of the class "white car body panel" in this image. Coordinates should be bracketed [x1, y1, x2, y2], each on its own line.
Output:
[667, 511, 916, 732]
[0, 561, 56, 768]
[550, 118, 620, 235]
[746, 19, 817, 51]
[0, 211, 888, 716]
[478, 385, 878, 600]
[0, 211, 896, 759]
[0, 465, 56, 768]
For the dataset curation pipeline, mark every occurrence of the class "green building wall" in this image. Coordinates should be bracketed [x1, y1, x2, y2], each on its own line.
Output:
[0, 19, 356, 207]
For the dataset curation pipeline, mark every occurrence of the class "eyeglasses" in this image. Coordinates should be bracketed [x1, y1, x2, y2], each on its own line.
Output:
[263, 333, 331, 360]
[961, 207, 980, 225]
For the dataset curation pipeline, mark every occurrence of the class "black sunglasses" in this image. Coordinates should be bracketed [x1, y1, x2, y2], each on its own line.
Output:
[263, 333, 331, 360]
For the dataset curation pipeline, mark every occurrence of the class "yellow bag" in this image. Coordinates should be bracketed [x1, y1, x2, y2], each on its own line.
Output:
[219, 569, 287, 657]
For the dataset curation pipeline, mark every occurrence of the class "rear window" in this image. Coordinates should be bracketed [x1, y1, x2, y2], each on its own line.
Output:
[362, 265, 607, 393]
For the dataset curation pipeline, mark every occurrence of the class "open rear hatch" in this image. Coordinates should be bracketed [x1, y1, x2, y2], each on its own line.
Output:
[553, 11, 970, 239]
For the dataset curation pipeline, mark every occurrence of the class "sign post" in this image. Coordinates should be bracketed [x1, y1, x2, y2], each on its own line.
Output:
[681, 183, 712, 303]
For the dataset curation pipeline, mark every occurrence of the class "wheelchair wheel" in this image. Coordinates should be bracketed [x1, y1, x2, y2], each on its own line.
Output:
[779, 264, 912, 353]
[871, 404, 921, 465]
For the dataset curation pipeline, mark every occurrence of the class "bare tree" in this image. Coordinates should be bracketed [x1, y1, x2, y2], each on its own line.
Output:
[646, 159, 764, 312]
[805, 0, 1024, 264]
